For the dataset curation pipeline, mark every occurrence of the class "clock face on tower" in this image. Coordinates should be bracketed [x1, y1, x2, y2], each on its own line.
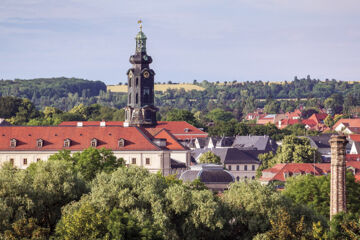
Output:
[128, 71, 133, 78]
[143, 55, 148, 61]
[143, 71, 150, 78]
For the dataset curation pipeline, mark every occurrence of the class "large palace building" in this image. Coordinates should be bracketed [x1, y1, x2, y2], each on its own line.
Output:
[0, 24, 208, 175]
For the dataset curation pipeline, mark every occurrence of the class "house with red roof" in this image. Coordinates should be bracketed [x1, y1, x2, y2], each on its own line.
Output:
[333, 118, 360, 134]
[301, 113, 328, 131]
[259, 162, 360, 185]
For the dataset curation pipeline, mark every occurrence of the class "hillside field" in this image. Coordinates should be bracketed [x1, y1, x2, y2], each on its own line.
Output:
[107, 83, 205, 92]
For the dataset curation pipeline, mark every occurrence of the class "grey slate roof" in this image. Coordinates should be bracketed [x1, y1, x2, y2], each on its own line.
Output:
[303, 134, 351, 150]
[191, 148, 261, 165]
[232, 135, 277, 151]
[180, 164, 234, 183]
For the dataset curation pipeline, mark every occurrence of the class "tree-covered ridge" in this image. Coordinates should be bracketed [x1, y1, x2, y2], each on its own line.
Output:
[0, 77, 106, 101]
[1, 76, 360, 114]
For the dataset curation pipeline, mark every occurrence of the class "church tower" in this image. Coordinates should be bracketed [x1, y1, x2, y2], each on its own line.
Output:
[124, 21, 158, 127]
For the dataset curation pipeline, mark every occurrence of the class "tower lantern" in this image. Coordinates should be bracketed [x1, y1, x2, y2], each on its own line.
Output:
[124, 21, 158, 127]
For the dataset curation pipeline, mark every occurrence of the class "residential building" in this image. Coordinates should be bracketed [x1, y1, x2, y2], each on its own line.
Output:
[259, 162, 360, 185]
[302, 113, 328, 131]
[333, 118, 360, 133]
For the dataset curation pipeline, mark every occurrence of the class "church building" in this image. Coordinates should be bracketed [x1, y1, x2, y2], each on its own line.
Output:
[0, 23, 208, 175]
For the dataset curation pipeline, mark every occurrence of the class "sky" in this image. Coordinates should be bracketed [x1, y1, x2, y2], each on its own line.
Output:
[0, 0, 360, 85]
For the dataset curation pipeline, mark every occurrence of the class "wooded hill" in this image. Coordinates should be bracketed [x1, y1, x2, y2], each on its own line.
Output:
[0, 76, 359, 117]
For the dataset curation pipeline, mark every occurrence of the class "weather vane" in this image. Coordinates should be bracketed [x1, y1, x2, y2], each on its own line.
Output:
[138, 20, 143, 31]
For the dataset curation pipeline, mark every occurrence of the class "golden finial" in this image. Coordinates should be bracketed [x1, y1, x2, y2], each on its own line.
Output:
[138, 20, 143, 31]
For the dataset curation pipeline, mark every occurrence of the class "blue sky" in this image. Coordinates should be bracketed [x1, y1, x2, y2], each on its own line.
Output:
[0, 0, 359, 85]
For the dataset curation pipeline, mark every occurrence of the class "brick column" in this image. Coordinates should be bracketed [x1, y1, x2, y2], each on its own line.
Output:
[329, 135, 348, 220]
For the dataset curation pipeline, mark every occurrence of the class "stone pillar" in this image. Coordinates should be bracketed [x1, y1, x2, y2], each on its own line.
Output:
[329, 135, 348, 220]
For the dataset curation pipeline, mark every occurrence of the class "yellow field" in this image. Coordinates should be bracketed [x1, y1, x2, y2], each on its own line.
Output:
[107, 84, 205, 93]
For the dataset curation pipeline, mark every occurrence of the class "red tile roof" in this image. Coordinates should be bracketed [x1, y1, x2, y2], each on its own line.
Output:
[149, 129, 187, 150]
[59, 121, 208, 140]
[347, 154, 360, 162]
[333, 118, 360, 130]
[309, 113, 328, 123]
[260, 162, 360, 182]
[350, 134, 360, 142]
[0, 126, 161, 151]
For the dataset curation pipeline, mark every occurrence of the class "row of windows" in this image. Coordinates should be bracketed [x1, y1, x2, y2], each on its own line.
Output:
[9, 158, 41, 166]
[227, 165, 256, 171]
[8, 157, 151, 166]
[235, 176, 255, 181]
[131, 158, 151, 165]
[10, 138, 126, 148]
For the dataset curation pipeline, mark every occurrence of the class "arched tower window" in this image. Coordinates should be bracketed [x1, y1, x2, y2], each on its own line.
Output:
[136, 93, 139, 104]
[136, 78, 139, 86]
[129, 93, 132, 104]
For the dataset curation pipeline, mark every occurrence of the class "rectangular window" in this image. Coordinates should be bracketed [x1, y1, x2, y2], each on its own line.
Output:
[132, 158, 136, 165]
[228, 165, 232, 171]
[244, 165, 248, 171]
[37, 158, 41, 162]
[145, 158, 150, 165]
[236, 165, 239, 171]
[10, 158, 14, 166]
[252, 165, 255, 171]
[23, 158, 27, 165]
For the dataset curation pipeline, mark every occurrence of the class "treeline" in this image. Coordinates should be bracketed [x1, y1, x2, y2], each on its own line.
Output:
[0, 96, 124, 125]
[157, 76, 360, 117]
[1, 148, 359, 239]
[0, 78, 119, 111]
[1, 77, 360, 117]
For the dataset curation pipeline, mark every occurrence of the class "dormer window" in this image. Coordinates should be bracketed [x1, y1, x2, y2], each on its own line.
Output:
[10, 139, 17, 148]
[37, 139, 44, 148]
[91, 138, 98, 147]
[64, 138, 71, 147]
[118, 138, 125, 147]
[184, 128, 189, 133]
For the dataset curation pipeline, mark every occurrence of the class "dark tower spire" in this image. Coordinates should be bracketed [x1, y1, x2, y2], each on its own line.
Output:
[124, 21, 158, 127]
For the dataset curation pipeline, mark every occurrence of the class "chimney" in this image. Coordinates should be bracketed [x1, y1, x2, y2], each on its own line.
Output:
[329, 135, 348, 220]
[100, 121, 106, 127]
[77, 122, 83, 127]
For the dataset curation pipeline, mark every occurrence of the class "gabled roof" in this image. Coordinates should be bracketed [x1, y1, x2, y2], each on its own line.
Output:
[0, 126, 161, 151]
[149, 128, 188, 151]
[333, 118, 360, 130]
[59, 121, 208, 140]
